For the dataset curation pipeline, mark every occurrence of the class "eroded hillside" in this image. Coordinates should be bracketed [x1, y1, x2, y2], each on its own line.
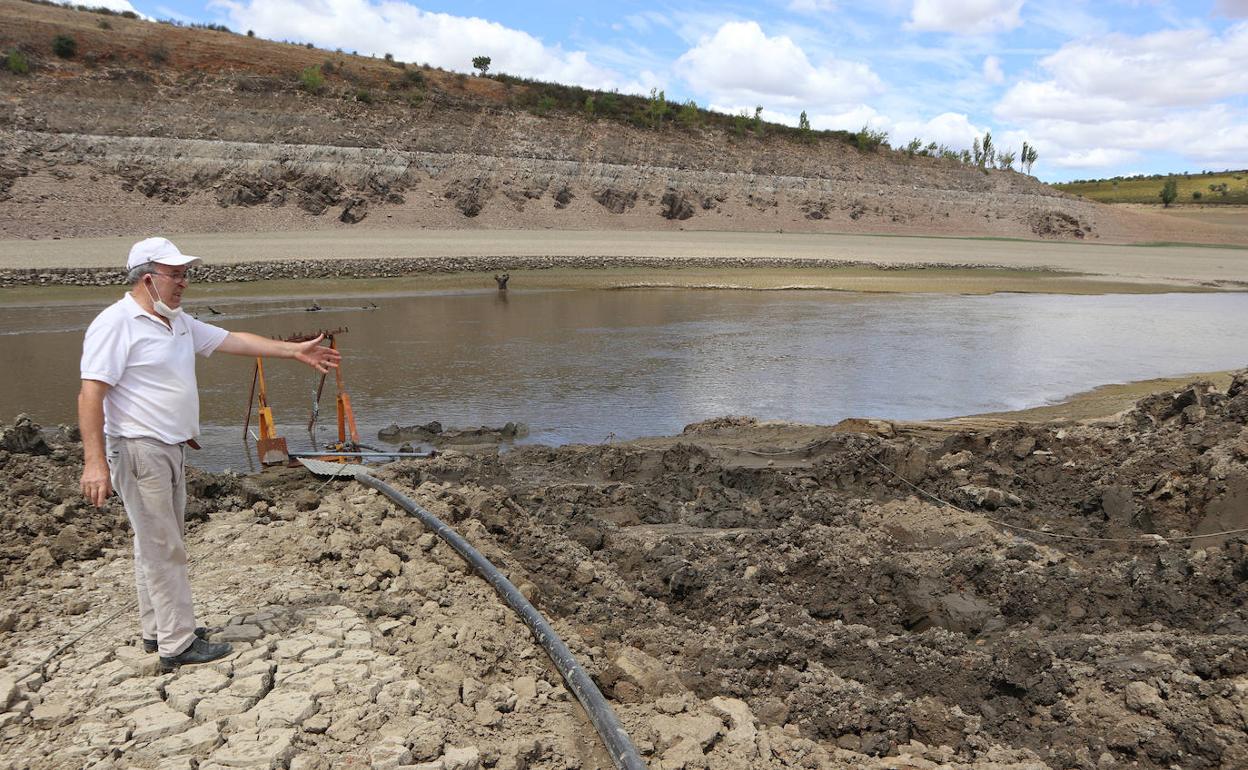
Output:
[4, 0, 1230, 244]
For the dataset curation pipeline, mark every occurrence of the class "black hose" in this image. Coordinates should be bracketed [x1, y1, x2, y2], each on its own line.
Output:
[356, 474, 647, 770]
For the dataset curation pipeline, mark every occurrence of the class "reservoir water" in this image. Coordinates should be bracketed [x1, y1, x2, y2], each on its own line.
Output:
[1, 287, 1246, 471]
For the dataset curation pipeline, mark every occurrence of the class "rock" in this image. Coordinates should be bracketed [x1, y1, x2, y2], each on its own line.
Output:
[1124, 681, 1164, 715]
[442, 746, 481, 770]
[31, 698, 72, 727]
[134, 720, 221, 761]
[573, 560, 596, 585]
[229, 672, 273, 701]
[255, 690, 319, 729]
[128, 701, 193, 742]
[1101, 485, 1137, 526]
[605, 646, 686, 698]
[0, 414, 50, 453]
[206, 727, 297, 768]
[660, 189, 695, 220]
[0, 609, 15, 633]
[196, 692, 258, 721]
[407, 715, 447, 760]
[593, 188, 637, 214]
[339, 196, 368, 224]
[1011, 436, 1037, 459]
[113, 644, 163, 677]
[512, 675, 537, 702]
[937, 450, 972, 471]
[708, 696, 758, 748]
[166, 668, 230, 714]
[293, 491, 320, 512]
[217, 624, 264, 643]
[371, 547, 402, 577]
[652, 711, 723, 764]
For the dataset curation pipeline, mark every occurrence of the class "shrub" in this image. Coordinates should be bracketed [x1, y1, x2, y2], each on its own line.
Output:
[148, 46, 169, 65]
[355, 89, 373, 104]
[247, 30, 255, 37]
[1159, 179, 1178, 207]
[535, 95, 556, 115]
[5, 50, 29, 75]
[403, 68, 424, 87]
[855, 125, 888, 152]
[52, 35, 77, 59]
[905, 137, 922, 157]
[384, 52, 394, 62]
[1192, 191, 1203, 200]
[733, 110, 749, 137]
[298, 65, 325, 94]
[584, 95, 595, 117]
[97, 19, 111, 29]
[677, 100, 700, 129]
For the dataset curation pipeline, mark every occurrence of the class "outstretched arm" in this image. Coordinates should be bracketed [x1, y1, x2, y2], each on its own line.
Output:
[78, 379, 112, 507]
[216, 332, 342, 373]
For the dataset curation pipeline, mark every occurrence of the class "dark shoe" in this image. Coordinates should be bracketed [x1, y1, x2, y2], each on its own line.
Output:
[159, 637, 233, 671]
[143, 626, 209, 654]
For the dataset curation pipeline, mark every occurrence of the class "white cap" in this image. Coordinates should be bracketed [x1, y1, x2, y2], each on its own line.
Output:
[126, 237, 203, 270]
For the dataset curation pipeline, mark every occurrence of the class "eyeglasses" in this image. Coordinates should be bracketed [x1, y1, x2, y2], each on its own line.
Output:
[153, 269, 191, 283]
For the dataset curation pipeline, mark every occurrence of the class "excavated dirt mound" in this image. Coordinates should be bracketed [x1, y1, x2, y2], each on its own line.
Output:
[1, 374, 1246, 768]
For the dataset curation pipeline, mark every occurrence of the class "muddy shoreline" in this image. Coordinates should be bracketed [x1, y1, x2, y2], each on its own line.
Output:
[1, 371, 1247, 769]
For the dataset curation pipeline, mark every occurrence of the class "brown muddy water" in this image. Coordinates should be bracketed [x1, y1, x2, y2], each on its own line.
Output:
[1, 286, 1247, 471]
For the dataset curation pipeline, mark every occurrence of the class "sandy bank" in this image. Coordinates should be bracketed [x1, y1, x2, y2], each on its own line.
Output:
[1, 230, 1246, 292]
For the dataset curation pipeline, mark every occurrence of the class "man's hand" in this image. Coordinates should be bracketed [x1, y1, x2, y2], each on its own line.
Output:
[294, 334, 342, 373]
[81, 460, 112, 508]
[78, 378, 112, 508]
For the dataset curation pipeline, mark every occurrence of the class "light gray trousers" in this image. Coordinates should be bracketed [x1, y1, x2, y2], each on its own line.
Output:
[106, 436, 197, 657]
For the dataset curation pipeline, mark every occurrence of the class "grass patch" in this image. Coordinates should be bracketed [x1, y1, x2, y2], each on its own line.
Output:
[1055, 171, 1248, 205]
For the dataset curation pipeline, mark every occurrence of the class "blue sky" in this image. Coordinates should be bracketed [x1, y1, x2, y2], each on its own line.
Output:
[79, 0, 1248, 182]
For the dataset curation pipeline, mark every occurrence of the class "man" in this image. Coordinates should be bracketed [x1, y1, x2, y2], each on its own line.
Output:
[78, 237, 340, 670]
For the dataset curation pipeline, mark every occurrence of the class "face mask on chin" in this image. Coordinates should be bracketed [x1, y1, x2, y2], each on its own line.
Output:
[144, 276, 183, 320]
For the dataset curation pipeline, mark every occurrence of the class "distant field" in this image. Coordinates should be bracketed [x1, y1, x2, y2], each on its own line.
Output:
[1054, 171, 1248, 204]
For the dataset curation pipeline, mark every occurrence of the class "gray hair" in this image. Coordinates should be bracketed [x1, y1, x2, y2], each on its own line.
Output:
[126, 262, 160, 284]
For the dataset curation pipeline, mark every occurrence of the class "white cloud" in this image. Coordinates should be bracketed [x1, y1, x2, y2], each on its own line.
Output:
[892, 112, 985, 148]
[994, 23, 1248, 173]
[906, 0, 1024, 35]
[981, 55, 1004, 84]
[211, 0, 644, 92]
[56, 0, 143, 15]
[1034, 24, 1248, 109]
[676, 21, 882, 111]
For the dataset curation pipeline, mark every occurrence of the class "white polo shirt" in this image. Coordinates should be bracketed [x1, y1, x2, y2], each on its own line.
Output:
[80, 293, 230, 445]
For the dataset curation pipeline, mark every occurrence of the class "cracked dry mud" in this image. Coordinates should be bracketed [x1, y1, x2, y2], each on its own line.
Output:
[1, 371, 1247, 769]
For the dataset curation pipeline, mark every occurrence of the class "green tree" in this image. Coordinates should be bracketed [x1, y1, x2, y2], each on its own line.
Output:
[647, 88, 668, 129]
[1021, 142, 1038, 175]
[905, 137, 922, 157]
[584, 95, 595, 117]
[1159, 179, 1178, 207]
[752, 105, 764, 137]
[798, 110, 811, 142]
[471, 55, 491, 75]
[980, 131, 995, 169]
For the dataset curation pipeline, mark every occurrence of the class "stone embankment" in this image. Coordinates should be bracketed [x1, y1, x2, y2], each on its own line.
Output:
[0, 254, 1048, 289]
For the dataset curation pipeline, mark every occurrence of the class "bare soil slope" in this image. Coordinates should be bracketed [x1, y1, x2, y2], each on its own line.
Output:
[2, 0, 1244, 247]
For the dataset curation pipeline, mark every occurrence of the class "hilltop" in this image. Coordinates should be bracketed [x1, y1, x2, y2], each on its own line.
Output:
[2, 0, 1244, 246]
